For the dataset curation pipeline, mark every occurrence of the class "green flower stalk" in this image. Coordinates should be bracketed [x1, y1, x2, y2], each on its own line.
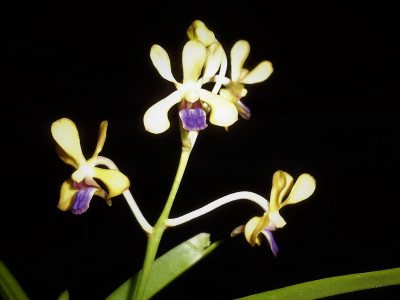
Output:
[133, 129, 198, 300]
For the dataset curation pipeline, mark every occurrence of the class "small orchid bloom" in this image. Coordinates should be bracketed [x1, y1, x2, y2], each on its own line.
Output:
[143, 39, 238, 134]
[219, 40, 273, 119]
[51, 118, 130, 215]
[231, 170, 316, 256]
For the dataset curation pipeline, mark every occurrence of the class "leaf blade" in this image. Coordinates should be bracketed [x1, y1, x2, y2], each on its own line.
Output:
[0, 260, 29, 300]
[235, 267, 400, 300]
[106, 232, 221, 300]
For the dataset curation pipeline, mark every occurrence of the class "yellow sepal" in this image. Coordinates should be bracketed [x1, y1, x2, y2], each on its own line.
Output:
[51, 118, 86, 167]
[245, 216, 264, 246]
[269, 170, 294, 212]
[93, 167, 130, 199]
[58, 179, 77, 211]
[282, 173, 316, 207]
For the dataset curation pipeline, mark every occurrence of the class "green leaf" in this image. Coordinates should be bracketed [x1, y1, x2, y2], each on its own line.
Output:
[106, 232, 222, 300]
[57, 290, 69, 300]
[0, 260, 29, 300]
[235, 267, 400, 300]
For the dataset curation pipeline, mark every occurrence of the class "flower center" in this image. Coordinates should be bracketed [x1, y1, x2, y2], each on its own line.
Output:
[179, 81, 201, 103]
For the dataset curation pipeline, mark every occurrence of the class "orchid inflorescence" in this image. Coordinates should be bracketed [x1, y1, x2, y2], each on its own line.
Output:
[51, 20, 315, 262]
[143, 20, 273, 133]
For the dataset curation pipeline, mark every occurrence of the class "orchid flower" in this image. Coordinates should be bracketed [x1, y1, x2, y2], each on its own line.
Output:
[143, 38, 238, 134]
[51, 118, 130, 214]
[231, 170, 316, 256]
[219, 40, 273, 119]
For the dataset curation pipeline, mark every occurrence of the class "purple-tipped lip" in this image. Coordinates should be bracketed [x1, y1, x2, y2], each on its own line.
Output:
[179, 107, 208, 131]
[71, 187, 97, 215]
[237, 100, 251, 120]
[262, 229, 279, 257]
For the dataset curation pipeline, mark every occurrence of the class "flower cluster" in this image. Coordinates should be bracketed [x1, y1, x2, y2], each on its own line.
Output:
[50, 21, 315, 261]
[143, 20, 273, 134]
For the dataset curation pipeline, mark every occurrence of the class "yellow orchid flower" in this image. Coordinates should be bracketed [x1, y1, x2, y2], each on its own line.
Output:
[51, 118, 130, 214]
[219, 40, 274, 119]
[231, 170, 316, 256]
[143, 38, 238, 134]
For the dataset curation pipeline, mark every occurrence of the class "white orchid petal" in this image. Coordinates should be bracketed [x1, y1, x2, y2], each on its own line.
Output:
[182, 40, 206, 84]
[143, 91, 182, 134]
[241, 61, 274, 84]
[150, 44, 176, 82]
[199, 89, 238, 127]
[231, 40, 250, 81]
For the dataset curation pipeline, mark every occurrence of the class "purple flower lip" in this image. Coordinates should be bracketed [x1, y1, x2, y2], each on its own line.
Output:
[71, 187, 97, 215]
[237, 100, 251, 119]
[179, 107, 208, 131]
[262, 229, 279, 257]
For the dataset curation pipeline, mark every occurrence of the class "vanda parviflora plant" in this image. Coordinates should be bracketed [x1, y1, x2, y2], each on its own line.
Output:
[1, 20, 399, 300]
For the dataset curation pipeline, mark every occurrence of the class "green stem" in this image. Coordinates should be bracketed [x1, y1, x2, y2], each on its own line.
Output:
[134, 147, 192, 300]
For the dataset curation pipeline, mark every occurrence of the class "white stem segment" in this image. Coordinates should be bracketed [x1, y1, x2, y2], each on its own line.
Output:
[96, 156, 153, 234]
[166, 191, 269, 227]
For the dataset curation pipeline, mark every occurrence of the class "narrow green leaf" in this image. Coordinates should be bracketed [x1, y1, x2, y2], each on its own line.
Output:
[106, 232, 222, 300]
[0, 260, 29, 300]
[57, 290, 69, 300]
[235, 267, 400, 300]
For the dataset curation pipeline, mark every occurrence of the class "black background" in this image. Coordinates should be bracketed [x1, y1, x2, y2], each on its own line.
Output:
[1, 2, 400, 299]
